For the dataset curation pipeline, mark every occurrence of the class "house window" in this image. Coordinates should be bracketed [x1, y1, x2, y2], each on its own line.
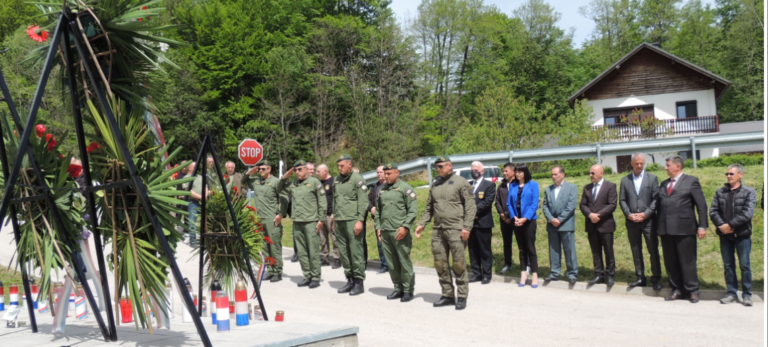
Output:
[676, 101, 697, 118]
[679, 150, 701, 160]
[603, 104, 654, 125]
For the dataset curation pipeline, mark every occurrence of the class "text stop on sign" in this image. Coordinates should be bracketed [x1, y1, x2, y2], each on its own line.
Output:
[238, 139, 264, 166]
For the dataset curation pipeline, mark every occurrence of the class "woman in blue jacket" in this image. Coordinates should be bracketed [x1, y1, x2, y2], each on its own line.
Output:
[507, 164, 540, 288]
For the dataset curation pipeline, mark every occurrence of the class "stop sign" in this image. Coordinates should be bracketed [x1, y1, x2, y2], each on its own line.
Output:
[238, 139, 264, 166]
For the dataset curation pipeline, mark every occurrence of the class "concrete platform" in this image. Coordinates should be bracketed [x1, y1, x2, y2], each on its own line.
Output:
[1, 314, 358, 347]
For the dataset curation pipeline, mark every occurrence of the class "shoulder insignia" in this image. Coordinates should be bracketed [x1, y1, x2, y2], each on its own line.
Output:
[357, 180, 364, 187]
[361, 185, 368, 191]
[406, 189, 413, 195]
[409, 192, 417, 199]
[317, 184, 322, 189]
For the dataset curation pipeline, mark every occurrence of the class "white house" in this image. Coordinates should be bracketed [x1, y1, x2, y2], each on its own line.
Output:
[568, 42, 732, 173]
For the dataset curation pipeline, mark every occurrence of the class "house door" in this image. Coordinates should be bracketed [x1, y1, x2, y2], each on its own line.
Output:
[616, 155, 632, 174]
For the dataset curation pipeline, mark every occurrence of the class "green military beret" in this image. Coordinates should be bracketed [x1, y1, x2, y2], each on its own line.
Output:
[336, 154, 353, 162]
[257, 159, 272, 167]
[293, 159, 307, 168]
[434, 156, 451, 164]
[383, 163, 398, 171]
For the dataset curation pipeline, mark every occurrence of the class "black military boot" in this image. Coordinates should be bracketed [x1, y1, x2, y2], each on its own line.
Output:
[349, 278, 365, 296]
[338, 277, 354, 294]
[433, 296, 455, 307]
[387, 291, 404, 300]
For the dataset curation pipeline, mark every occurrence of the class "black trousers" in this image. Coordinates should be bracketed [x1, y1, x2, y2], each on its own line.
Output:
[627, 221, 661, 281]
[513, 220, 538, 273]
[468, 227, 493, 277]
[499, 219, 514, 266]
[587, 231, 615, 277]
[660, 234, 699, 294]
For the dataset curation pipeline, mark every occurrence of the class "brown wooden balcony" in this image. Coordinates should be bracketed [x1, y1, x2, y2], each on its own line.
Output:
[592, 115, 719, 140]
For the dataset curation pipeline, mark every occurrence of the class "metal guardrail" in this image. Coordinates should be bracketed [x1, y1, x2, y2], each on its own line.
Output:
[361, 131, 765, 184]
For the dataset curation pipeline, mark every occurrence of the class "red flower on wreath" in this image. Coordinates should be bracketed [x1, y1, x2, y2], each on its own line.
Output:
[86, 141, 101, 154]
[246, 205, 256, 212]
[265, 257, 276, 266]
[46, 137, 57, 151]
[68, 164, 83, 178]
[263, 236, 273, 245]
[58, 153, 65, 159]
[45, 133, 52, 142]
[27, 26, 48, 43]
[35, 124, 46, 138]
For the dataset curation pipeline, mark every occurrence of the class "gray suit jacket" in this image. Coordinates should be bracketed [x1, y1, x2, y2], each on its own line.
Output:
[542, 182, 578, 232]
[619, 171, 659, 221]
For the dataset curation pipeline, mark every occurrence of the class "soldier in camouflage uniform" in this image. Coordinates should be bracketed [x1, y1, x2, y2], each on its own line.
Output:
[375, 163, 418, 302]
[332, 154, 369, 296]
[415, 156, 476, 310]
[242, 160, 287, 282]
[277, 160, 327, 288]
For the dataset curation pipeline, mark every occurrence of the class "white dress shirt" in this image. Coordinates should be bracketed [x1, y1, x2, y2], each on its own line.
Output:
[632, 170, 644, 195]
[592, 178, 605, 198]
[553, 183, 562, 200]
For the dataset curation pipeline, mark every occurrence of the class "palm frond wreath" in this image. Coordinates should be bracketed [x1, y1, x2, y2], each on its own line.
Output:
[0, 111, 83, 310]
[25, 0, 183, 110]
[193, 183, 264, 296]
[84, 98, 192, 330]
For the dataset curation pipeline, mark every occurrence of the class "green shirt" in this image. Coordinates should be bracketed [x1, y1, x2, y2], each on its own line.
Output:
[374, 180, 418, 231]
[241, 174, 286, 219]
[332, 172, 368, 222]
[277, 176, 327, 222]
[417, 172, 476, 231]
[191, 175, 204, 199]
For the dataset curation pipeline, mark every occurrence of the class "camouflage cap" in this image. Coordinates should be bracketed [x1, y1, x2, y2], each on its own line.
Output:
[257, 159, 272, 167]
[336, 154, 353, 162]
[293, 159, 307, 168]
[383, 163, 398, 171]
[434, 156, 451, 164]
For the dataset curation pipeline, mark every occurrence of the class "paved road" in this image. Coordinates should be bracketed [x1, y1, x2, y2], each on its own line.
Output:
[1, 225, 764, 346]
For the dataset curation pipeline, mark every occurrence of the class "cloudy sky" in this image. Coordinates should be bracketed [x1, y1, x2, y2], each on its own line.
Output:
[388, 0, 717, 48]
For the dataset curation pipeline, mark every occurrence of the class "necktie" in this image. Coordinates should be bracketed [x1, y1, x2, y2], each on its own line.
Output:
[667, 178, 675, 195]
[592, 183, 599, 198]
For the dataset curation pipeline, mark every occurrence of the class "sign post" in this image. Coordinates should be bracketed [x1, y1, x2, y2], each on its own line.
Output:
[237, 139, 264, 167]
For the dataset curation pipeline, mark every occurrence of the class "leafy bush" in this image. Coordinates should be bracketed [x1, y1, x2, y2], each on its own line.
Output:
[646, 162, 662, 171]
[408, 180, 429, 187]
[698, 154, 763, 168]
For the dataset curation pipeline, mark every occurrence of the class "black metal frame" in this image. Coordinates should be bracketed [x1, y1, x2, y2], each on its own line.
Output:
[0, 10, 211, 346]
[188, 134, 268, 321]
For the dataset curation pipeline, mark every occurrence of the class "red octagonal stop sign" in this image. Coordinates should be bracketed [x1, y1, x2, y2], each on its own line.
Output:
[238, 139, 264, 166]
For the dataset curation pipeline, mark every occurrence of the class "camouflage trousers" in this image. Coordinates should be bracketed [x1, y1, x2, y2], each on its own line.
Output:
[432, 228, 468, 299]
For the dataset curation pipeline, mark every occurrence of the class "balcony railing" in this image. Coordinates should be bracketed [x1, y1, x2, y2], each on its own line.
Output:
[593, 115, 719, 140]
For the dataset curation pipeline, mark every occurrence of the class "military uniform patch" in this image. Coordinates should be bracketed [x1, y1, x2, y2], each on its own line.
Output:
[325, 185, 330, 190]
[410, 192, 417, 199]
[317, 184, 322, 189]
[448, 181, 454, 184]
[306, 183, 311, 187]
[479, 192, 484, 199]
[357, 180, 368, 191]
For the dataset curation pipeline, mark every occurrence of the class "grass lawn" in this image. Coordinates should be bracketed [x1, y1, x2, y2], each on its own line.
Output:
[281, 165, 764, 291]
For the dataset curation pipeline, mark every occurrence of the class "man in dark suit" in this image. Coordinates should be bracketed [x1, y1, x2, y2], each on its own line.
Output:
[657, 155, 708, 303]
[468, 161, 496, 284]
[494, 162, 516, 275]
[619, 153, 662, 290]
[580, 164, 618, 286]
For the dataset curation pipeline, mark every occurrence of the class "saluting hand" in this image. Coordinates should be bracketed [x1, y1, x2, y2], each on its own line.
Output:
[415, 225, 424, 238]
[282, 167, 295, 180]
[246, 166, 259, 175]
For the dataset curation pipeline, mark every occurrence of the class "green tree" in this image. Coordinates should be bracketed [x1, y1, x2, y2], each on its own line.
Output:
[0, 0, 36, 43]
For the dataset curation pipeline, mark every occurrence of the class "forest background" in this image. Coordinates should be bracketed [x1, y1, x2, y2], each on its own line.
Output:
[0, 0, 763, 171]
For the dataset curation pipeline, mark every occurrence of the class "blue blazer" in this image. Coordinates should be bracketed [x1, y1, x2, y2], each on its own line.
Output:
[507, 180, 539, 220]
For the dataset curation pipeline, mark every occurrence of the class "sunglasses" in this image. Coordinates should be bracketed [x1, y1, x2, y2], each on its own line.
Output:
[436, 164, 447, 169]
[258, 168, 269, 171]
[725, 173, 737, 176]
[295, 168, 304, 172]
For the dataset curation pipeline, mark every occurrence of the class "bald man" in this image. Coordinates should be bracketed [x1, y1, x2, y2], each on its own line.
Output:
[224, 161, 242, 192]
[580, 164, 618, 286]
[317, 164, 340, 267]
